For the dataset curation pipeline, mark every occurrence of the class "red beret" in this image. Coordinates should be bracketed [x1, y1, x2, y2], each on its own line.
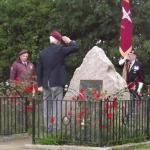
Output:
[50, 31, 62, 41]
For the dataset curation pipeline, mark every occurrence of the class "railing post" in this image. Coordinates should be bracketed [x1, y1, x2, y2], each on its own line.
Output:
[0, 98, 1, 135]
[99, 100, 102, 146]
[32, 97, 35, 144]
[25, 97, 28, 132]
[147, 96, 150, 139]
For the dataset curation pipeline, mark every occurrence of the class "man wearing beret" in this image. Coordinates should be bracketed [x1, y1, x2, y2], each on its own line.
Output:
[10, 49, 35, 82]
[119, 50, 144, 118]
[37, 31, 79, 130]
[119, 50, 144, 95]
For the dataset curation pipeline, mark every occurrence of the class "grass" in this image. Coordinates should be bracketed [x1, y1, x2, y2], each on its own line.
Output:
[36, 132, 71, 145]
[112, 142, 150, 150]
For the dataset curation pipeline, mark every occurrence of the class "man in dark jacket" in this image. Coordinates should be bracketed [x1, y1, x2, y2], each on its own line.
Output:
[37, 31, 79, 130]
[119, 51, 144, 118]
[119, 50, 144, 95]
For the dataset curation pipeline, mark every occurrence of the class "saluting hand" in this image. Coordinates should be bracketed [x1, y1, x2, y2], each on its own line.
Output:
[62, 36, 71, 44]
[38, 86, 43, 92]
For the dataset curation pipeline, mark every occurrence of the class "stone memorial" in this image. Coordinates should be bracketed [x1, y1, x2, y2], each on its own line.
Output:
[64, 46, 129, 100]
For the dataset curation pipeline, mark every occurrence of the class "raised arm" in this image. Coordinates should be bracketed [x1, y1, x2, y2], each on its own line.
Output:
[61, 36, 79, 55]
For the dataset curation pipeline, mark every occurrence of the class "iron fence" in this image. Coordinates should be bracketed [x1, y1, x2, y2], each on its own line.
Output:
[32, 96, 150, 146]
[0, 96, 28, 135]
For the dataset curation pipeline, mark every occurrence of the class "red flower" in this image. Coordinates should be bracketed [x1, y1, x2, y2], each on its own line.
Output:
[104, 101, 109, 112]
[93, 92, 101, 101]
[67, 111, 72, 117]
[50, 116, 55, 124]
[104, 100, 117, 112]
[67, 107, 73, 117]
[23, 105, 32, 110]
[107, 113, 113, 118]
[80, 107, 86, 116]
[15, 77, 21, 83]
[76, 107, 86, 122]
[76, 114, 82, 122]
[72, 96, 77, 101]
[79, 88, 84, 93]
[91, 89, 97, 95]
[24, 84, 33, 92]
[111, 99, 117, 109]
[78, 93, 85, 101]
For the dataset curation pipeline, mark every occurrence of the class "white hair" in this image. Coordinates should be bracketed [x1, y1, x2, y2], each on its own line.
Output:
[49, 36, 60, 44]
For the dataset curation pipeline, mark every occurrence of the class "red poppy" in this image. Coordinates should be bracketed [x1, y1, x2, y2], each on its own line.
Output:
[78, 93, 85, 101]
[67, 111, 72, 117]
[80, 107, 86, 116]
[79, 88, 84, 93]
[107, 113, 113, 118]
[50, 116, 55, 124]
[111, 100, 117, 109]
[93, 92, 101, 101]
[15, 77, 21, 83]
[104, 101, 109, 112]
[104, 100, 117, 112]
[24, 84, 33, 92]
[76, 114, 81, 122]
[91, 89, 97, 95]
[72, 96, 77, 101]
[23, 105, 32, 110]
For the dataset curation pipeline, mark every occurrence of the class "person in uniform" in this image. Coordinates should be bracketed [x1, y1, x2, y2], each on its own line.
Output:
[119, 50, 144, 95]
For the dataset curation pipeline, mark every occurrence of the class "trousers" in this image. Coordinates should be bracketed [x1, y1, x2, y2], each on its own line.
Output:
[43, 86, 63, 130]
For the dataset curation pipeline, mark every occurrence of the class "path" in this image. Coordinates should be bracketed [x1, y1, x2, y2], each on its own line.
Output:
[0, 135, 33, 150]
[1, 135, 150, 150]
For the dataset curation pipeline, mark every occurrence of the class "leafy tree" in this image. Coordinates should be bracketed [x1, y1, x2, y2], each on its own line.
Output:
[0, 0, 51, 80]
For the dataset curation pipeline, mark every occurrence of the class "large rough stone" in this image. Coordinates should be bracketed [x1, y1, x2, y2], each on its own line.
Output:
[64, 46, 129, 100]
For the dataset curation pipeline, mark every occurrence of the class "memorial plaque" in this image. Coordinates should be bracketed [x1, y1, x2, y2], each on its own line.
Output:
[80, 80, 103, 92]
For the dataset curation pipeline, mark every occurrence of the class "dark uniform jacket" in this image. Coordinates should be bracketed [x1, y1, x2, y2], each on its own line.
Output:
[127, 59, 144, 84]
[37, 41, 79, 89]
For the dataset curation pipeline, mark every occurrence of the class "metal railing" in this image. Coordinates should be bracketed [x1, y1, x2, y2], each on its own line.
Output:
[0, 96, 28, 135]
[32, 96, 150, 146]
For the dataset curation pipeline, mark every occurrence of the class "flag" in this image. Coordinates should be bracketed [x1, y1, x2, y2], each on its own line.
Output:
[119, 0, 132, 57]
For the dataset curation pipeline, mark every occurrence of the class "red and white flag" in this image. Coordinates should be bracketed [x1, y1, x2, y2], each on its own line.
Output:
[119, 0, 132, 57]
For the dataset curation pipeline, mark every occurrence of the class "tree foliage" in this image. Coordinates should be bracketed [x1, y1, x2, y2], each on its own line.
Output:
[0, 0, 150, 83]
